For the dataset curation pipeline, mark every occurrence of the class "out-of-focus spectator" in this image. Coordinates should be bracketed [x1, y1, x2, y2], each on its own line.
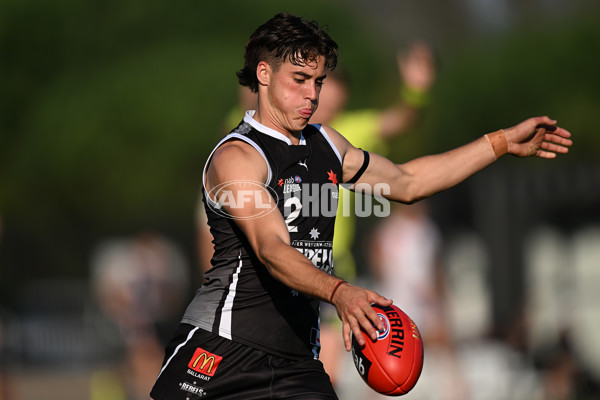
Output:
[526, 226, 600, 399]
[441, 230, 541, 400]
[89, 231, 189, 400]
[369, 202, 444, 338]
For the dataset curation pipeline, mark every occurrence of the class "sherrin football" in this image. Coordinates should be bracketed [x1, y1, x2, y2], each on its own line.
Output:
[351, 304, 424, 396]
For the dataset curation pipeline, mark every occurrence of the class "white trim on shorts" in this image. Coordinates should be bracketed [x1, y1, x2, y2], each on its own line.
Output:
[156, 326, 200, 379]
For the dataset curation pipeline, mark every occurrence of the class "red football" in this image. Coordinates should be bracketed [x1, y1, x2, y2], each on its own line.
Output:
[351, 304, 424, 396]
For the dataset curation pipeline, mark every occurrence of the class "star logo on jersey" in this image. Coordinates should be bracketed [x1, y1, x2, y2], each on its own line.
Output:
[278, 178, 284, 187]
[309, 228, 320, 240]
[327, 170, 338, 186]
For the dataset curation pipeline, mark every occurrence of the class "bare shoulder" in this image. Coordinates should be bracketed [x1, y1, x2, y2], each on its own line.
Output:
[320, 124, 367, 183]
[211, 139, 263, 164]
[206, 139, 268, 188]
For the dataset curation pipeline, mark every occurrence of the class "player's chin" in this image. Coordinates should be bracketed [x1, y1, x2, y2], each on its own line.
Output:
[293, 118, 311, 131]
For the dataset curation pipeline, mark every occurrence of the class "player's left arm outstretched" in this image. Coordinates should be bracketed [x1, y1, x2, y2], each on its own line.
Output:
[323, 116, 572, 351]
[335, 116, 572, 204]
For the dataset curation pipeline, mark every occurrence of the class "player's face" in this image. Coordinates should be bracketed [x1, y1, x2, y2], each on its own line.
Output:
[261, 55, 327, 135]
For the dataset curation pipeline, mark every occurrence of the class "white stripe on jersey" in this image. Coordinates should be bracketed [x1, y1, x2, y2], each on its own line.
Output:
[218, 251, 243, 339]
[313, 124, 343, 166]
[244, 110, 306, 146]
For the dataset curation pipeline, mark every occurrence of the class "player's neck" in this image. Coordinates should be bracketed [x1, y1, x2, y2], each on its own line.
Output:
[253, 107, 304, 145]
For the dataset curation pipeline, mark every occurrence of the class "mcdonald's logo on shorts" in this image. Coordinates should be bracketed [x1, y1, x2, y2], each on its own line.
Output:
[188, 347, 223, 377]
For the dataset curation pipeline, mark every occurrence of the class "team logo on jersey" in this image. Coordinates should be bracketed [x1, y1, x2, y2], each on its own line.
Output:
[298, 159, 309, 170]
[327, 170, 338, 186]
[281, 176, 302, 194]
[188, 347, 222, 377]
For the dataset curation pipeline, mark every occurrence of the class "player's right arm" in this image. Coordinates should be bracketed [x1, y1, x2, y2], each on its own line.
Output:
[205, 140, 390, 348]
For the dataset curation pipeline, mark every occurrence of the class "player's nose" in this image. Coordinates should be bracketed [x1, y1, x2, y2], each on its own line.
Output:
[305, 82, 319, 101]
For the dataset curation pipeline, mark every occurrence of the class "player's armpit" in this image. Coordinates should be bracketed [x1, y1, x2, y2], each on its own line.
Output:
[318, 125, 366, 184]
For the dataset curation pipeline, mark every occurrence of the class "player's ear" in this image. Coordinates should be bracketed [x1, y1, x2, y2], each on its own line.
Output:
[256, 61, 271, 87]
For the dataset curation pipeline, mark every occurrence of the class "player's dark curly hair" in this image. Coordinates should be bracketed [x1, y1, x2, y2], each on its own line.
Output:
[237, 12, 338, 93]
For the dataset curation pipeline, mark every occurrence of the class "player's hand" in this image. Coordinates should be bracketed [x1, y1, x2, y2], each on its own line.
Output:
[331, 283, 393, 351]
[505, 116, 572, 158]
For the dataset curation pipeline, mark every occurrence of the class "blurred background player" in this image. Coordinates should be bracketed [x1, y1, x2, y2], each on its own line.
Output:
[89, 232, 189, 400]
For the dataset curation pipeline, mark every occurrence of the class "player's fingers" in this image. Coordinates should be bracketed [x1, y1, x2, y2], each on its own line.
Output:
[356, 308, 379, 342]
[368, 292, 393, 308]
[535, 149, 558, 159]
[342, 320, 354, 351]
[541, 140, 570, 154]
[546, 131, 573, 147]
[534, 126, 548, 140]
[349, 317, 369, 349]
[553, 126, 572, 139]
[363, 296, 384, 331]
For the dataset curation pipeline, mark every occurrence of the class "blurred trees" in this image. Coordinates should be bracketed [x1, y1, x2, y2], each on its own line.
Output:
[423, 16, 600, 158]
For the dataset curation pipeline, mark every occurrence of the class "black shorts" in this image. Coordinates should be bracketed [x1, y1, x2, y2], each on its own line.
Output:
[150, 324, 338, 400]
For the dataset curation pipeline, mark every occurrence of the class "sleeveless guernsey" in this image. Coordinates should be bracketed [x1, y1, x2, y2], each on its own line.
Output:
[182, 111, 343, 360]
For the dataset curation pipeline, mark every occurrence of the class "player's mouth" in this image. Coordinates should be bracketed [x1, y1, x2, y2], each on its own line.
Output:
[298, 108, 314, 119]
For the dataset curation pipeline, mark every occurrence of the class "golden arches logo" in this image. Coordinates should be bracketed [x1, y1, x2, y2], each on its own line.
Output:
[192, 353, 215, 372]
[188, 348, 222, 377]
